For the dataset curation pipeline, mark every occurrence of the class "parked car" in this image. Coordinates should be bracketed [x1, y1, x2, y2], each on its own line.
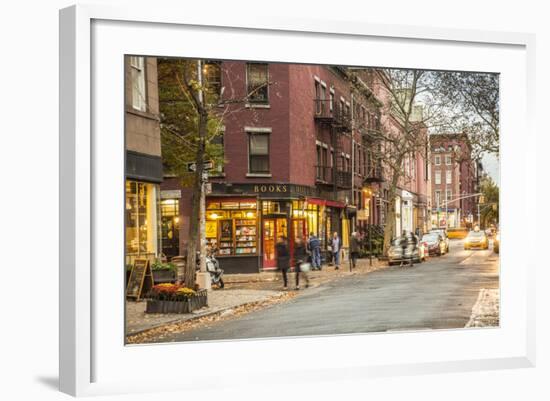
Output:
[429, 228, 450, 253]
[387, 235, 421, 265]
[493, 231, 500, 253]
[464, 230, 489, 250]
[421, 232, 447, 256]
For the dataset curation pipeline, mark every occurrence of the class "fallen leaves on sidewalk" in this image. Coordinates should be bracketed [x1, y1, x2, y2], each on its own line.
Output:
[465, 288, 500, 328]
[126, 291, 298, 344]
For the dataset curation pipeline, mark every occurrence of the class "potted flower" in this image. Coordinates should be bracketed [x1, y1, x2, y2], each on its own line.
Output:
[145, 283, 208, 314]
[151, 260, 176, 284]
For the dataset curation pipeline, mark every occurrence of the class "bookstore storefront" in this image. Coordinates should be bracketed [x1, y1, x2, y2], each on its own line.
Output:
[207, 183, 346, 273]
[205, 197, 260, 274]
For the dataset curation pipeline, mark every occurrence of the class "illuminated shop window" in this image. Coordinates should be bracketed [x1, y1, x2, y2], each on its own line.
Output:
[125, 180, 159, 259]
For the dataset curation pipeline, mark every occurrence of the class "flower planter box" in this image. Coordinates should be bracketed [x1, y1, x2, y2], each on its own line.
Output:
[152, 269, 175, 284]
[145, 289, 208, 314]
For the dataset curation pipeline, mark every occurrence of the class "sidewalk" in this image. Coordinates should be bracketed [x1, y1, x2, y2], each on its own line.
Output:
[465, 288, 500, 328]
[224, 257, 386, 291]
[126, 257, 386, 339]
[126, 288, 284, 336]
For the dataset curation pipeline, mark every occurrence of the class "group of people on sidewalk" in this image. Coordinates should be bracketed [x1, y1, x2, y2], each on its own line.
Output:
[274, 231, 362, 290]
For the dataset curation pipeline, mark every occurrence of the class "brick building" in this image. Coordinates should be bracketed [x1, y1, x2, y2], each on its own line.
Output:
[367, 73, 431, 236]
[124, 56, 163, 265]
[429, 133, 480, 228]
[160, 62, 433, 272]
[161, 62, 396, 273]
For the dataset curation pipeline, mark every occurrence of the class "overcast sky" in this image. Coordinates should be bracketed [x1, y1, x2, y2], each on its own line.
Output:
[482, 153, 500, 185]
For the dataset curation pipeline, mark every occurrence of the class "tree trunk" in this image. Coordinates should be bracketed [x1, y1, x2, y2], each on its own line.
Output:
[180, 109, 208, 288]
[382, 168, 401, 256]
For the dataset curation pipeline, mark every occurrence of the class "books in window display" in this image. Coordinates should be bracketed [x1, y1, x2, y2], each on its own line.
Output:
[235, 247, 257, 254]
[218, 240, 233, 255]
[236, 227, 256, 236]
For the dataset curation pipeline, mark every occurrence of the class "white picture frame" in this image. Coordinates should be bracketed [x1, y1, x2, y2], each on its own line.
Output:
[59, 4, 536, 397]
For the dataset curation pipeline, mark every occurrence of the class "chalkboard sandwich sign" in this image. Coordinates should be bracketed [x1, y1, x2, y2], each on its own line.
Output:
[126, 259, 154, 301]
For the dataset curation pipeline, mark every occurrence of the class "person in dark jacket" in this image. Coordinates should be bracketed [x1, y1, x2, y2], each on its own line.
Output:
[293, 236, 310, 290]
[275, 236, 290, 289]
[307, 232, 321, 270]
[350, 231, 360, 269]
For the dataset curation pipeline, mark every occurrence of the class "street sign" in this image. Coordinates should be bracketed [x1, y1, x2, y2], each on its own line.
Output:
[187, 160, 214, 172]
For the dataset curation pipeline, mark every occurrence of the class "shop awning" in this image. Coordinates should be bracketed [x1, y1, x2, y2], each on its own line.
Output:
[306, 197, 346, 208]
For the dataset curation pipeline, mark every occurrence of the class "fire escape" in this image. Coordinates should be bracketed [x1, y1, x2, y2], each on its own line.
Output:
[314, 98, 352, 199]
[362, 114, 385, 185]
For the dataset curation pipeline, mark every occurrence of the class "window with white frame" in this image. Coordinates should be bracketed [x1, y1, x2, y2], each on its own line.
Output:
[445, 154, 452, 165]
[446, 188, 452, 201]
[446, 170, 452, 184]
[434, 155, 441, 165]
[248, 132, 270, 173]
[246, 63, 269, 104]
[130, 56, 146, 111]
[435, 170, 441, 185]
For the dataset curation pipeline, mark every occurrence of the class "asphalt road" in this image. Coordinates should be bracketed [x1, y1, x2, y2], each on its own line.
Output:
[153, 238, 499, 343]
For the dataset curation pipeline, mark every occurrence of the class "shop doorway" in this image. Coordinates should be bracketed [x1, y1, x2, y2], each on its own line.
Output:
[160, 198, 180, 260]
[262, 218, 288, 269]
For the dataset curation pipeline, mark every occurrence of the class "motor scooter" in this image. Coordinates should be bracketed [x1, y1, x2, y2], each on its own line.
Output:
[195, 246, 224, 288]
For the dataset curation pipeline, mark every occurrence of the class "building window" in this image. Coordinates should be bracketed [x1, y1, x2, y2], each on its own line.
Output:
[434, 155, 441, 166]
[262, 201, 280, 214]
[329, 91, 334, 111]
[446, 189, 452, 201]
[246, 63, 269, 104]
[211, 131, 224, 175]
[203, 61, 222, 98]
[130, 56, 146, 111]
[125, 180, 159, 258]
[248, 132, 270, 173]
[445, 154, 452, 165]
[435, 190, 441, 207]
[446, 170, 452, 184]
[435, 170, 441, 185]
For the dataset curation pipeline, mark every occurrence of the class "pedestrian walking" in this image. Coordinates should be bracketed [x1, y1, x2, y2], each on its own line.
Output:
[332, 231, 341, 270]
[293, 236, 310, 290]
[307, 232, 322, 270]
[350, 231, 360, 269]
[275, 236, 290, 289]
